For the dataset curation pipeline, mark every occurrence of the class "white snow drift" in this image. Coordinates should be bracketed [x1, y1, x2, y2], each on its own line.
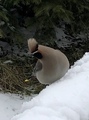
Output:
[11, 53, 89, 120]
[0, 93, 30, 120]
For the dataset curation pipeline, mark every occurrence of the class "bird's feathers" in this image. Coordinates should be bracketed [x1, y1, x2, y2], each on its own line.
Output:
[28, 38, 69, 84]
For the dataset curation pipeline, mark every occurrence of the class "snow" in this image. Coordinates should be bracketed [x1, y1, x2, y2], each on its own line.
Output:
[1, 53, 89, 120]
[11, 52, 89, 120]
[0, 93, 31, 120]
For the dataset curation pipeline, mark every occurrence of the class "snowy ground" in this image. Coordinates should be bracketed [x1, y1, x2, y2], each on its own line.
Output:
[1, 52, 89, 120]
[0, 93, 31, 120]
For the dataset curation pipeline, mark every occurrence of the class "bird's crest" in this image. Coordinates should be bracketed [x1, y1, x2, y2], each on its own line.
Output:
[28, 38, 38, 53]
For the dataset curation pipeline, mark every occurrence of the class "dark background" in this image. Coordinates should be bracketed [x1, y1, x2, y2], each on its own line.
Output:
[0, 0, 89, 94]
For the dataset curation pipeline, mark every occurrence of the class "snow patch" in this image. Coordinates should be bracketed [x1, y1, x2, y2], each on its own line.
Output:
[11, 52, 89, 120]
[0, 93, 31, 120]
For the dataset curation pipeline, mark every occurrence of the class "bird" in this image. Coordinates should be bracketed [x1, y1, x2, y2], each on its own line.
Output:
[28, 38, 69, 84]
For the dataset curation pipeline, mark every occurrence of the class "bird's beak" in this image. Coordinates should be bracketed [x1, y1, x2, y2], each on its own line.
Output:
[28, 51, 38, 57]
[32, 51, 38, 56]
[28, 51, 42, 59]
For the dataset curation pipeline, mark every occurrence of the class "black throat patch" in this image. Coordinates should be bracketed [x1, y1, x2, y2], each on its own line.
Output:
[33, 52, 43, 59]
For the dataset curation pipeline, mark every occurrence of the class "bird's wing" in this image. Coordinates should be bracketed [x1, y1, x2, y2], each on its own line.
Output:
[33, 60, 42, 76]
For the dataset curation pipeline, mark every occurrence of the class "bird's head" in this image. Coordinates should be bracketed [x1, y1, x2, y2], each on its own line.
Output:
[28, 38, 43, 59]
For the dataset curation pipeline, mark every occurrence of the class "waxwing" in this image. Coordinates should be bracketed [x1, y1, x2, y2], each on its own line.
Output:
[28, 38, 69, 84]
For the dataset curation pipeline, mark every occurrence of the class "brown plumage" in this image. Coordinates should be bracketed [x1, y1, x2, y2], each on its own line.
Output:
[28, 38, 69, 84]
